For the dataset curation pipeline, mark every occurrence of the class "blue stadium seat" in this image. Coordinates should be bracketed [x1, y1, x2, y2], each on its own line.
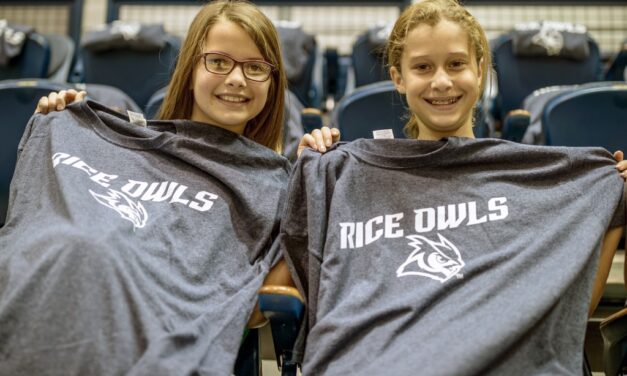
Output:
[259, 285, 304, 376]
[144, 86, 167, 119]
[492, 29, 603, 128]
[0, 79, 73, 226]
[600, 306, 627, 376]
[0, 32, 50, 80]
[276, 24, 320, 108]
[44, 33, 75, 83]
[542, 82, 627, 150]
[78, 32, 180, 110]
[351, 25, 390, 88]
[332, 80, 407, 141]
[605, 40, 627, 82]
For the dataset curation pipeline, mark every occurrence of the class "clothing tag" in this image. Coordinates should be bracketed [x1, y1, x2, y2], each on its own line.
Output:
[127, 110, 147, 127]
[372, 129, 394, 139]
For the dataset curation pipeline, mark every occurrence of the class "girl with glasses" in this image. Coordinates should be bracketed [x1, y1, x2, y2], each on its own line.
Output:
[21, 0, 302, 373]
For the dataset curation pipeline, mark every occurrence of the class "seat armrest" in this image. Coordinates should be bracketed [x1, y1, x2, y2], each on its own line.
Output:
[502, 109, 531, 142]
[259, 285, 304, 376]
[301, 108, 323, 133]
[600, 307, 627, 376]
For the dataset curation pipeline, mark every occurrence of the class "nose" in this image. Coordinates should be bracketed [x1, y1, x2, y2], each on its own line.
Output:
[431, 68, 453, 91]
[224, 63, 247, 87]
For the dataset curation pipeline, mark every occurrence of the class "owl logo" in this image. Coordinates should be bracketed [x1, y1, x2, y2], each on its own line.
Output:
[89, 189, 148, 230]
[396, 234, 465, 283]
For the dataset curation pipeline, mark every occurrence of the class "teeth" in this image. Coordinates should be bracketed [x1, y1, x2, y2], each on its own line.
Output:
[430, 98, 457, 105]
[219, 95, 246, 103]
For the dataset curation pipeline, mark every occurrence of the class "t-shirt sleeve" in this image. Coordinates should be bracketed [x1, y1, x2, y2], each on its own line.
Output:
[16, 113, 42, 161]
[279, 150, 325, 323]
[609, 182, 626, 228]
[279, 149, 338, 360]
[570, 148, 626, 229]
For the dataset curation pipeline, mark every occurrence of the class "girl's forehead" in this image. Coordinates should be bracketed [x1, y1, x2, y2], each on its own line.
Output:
[203, 19, 264, 59]
[403, 20, 472, 58]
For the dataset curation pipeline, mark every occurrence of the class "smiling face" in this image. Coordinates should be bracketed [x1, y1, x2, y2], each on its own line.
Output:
[390, 19, 483, 140]
[191, 19, 271, 135]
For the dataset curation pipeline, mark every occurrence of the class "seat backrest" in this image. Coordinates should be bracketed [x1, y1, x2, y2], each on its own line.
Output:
[0, 32, 50, 80]
[492, 30, 602, 121]
[0, 79, 73, 225]
[351, 25, 390, 88]
[542, 82, 627, 150]
[144, 86, 167, 119]
[332, 80, 407, 141]
[79, 33, 180, 110]
[45, 33, 75, 82]
[605, 41, 627, 81]
[276, 24, 318, 108]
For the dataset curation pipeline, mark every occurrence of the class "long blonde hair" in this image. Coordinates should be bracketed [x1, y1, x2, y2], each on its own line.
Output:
[158, 0, 286, 152]
[386, 0, 492, 139]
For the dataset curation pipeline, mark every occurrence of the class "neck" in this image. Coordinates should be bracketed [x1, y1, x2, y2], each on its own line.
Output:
[417, 125, 475, 141]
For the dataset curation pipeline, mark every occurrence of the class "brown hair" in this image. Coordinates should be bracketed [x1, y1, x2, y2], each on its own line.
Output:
[158, 0, 286, 152]
[386, 0, 492, 139]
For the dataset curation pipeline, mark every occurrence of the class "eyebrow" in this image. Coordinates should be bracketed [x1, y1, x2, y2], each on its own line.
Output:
[203, 50, 267, 61]
[407, 51, 471, 60]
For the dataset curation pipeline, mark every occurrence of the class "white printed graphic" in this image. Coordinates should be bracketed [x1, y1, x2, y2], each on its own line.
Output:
[396, 234, 464, 283]
[52, 152, 220, 231]
[90, 189, 148, 230]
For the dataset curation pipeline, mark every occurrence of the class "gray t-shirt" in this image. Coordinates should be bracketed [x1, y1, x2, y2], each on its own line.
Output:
[0, 100, 290, 375]
[280, 137, 625, 376]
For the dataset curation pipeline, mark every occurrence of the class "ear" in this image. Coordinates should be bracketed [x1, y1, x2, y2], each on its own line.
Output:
[390, 66, 406, 95]
[476, 57, 484, 87]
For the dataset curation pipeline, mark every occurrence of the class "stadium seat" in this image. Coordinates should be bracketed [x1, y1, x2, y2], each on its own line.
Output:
[276, 23, 320, 108]
[44, 33, 75, 83]
[351, 24, 391, 88]
[0, 31, 50, 80]
[0, 79, 73, 226]
[144, 86, 167, 119]
[600, 306, 627, 376]
[332, 80, 407, 141]
[259, 285, 304, 376]
[491, 26, 603, 134]
[542, 82, 627, 150]
[605, 40, 627, 82]
[78, 25, 181, 110]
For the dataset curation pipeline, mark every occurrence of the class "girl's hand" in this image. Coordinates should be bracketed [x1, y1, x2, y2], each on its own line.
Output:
[35, 89, 87, 115]
[297, 126, 341, 157]
[614, 151, 627, 179]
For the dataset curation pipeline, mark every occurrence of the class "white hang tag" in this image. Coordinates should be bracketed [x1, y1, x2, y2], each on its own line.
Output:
[372, 129, 394, 139]
[127, 110, 147, 127]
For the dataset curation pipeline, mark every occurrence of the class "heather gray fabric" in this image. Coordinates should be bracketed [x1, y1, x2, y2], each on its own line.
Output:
[282, 89, 305, 162]
[280, 137, 625, 376]
[82, 83, 142, 113]
[0, 100, 290, 376]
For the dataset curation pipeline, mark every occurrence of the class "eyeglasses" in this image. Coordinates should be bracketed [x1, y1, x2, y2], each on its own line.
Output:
[199, 51, 276, 82]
